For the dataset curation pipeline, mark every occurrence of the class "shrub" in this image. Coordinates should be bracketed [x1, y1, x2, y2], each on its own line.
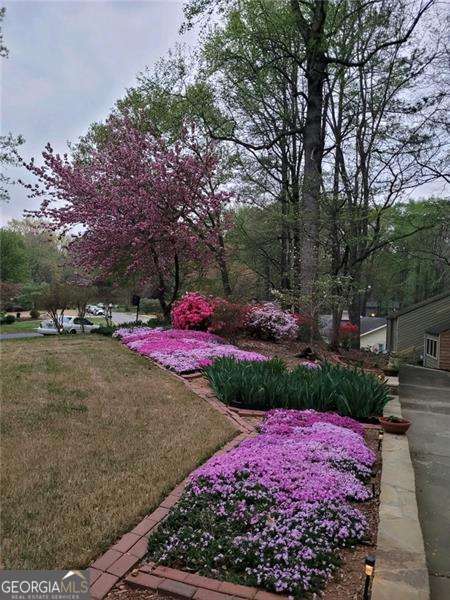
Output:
[92, 325, 116, 336]
[205, 357, 389, 419]
[171, 292, 214, 330]
[247, 302, 298, 341]
[147, 317, 170, 328]
[30, 309, 40, 319]
[118, 320, 145, 328]
[293, 312, 315, 341]
[339, 322, 359, 349]
[0, 314, 16, 325]
[208, 299, 249, 341]
[148, 409, 373, 597]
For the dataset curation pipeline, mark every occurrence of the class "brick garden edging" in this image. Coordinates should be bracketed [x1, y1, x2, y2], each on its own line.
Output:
[125, 562, 287, 600]
[89, 431, 250, 599]
[88, 362, 399, 599]
[88, 361, 262, 599]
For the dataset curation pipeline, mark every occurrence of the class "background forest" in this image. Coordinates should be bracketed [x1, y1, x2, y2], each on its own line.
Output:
[1, 0, 449, 338]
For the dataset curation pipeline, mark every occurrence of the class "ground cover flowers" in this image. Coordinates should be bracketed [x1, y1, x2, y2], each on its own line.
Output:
[147, 409, 375, 597]
[115, 327, 267, 373]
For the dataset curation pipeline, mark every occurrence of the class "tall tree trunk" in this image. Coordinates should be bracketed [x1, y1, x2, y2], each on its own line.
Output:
[218, 251, 232, 297]
[331, 306, 343, 350]
[292, 0, 328, 305]
[152, 251, 180, 321]
[280, 151, 290, 290]
[348, 278, 362, 349]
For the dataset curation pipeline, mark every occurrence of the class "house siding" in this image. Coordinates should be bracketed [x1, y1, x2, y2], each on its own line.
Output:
[439, 330, 450, 371]
[360, 325, 387, 351]
[388, 293, 450, 355]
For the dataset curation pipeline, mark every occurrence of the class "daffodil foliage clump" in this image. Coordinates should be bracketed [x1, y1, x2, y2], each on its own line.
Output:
[148, 409, 375, 597]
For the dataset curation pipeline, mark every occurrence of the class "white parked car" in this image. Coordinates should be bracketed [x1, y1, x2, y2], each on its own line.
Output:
[87, 304, 105, 316]
[36, 316, 99, 335]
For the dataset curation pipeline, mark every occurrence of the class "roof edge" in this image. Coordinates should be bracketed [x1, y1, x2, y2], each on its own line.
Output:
[387, 291, 450, 319]
[360, 324, 387, 337]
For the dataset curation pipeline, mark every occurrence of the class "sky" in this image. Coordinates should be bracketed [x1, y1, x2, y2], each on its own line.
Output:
[1, 1, 447, 227]
[1, 0, 196, 225]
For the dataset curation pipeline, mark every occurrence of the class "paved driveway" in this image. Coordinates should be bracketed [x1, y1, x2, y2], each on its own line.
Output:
[400, 365, 450, 600]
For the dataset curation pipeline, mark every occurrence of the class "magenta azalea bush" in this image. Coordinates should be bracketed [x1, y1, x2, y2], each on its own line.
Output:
[147, 409, 375, 596]
[247, 302, 298, 341]
[171, 292, 215, 330]
[115, 327, 267, 373]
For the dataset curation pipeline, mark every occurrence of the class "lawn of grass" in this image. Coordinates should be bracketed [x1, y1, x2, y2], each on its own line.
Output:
[0, 319, 41, 333]
[1, 336, 236, 569]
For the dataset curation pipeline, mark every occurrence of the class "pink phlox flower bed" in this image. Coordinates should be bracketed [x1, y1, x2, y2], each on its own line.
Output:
[115, 327, 267, 373]
[148, 409, 377, 597]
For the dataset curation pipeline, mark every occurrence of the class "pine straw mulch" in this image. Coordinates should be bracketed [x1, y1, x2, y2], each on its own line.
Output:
[235, 336, 387, 376]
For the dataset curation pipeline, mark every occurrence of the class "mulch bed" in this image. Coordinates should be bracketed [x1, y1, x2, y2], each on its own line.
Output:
[107, 587, 164, 600]
[104, 337, 384, 600]
[320, 427, 380, 600]
[235, 337, 387, 375]
[105, 426, 380, 600]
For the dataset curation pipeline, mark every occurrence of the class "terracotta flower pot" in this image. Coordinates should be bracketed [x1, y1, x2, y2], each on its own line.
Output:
[379, 416, 411, 434]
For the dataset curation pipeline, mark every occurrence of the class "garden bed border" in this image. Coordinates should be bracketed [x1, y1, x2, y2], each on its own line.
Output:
[371, 395, 430, 600]
[89, 363, 426, 600]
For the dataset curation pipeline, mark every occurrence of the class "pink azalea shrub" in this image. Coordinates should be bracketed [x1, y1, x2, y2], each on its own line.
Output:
[116, 327, 267, 373]
[148, 409, 375, 596]
[247, 302, 298, 341]
[171, 292, 215, 330]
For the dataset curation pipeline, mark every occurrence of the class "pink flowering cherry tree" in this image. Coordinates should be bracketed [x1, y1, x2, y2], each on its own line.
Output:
[21, 116, 232, 318]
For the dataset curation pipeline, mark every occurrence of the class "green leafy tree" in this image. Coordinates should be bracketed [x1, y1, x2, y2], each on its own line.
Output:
[0, 229, 29, 282]
[8, 218, 68, 284]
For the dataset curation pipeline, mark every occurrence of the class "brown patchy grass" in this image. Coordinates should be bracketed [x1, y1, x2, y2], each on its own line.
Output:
[0, 336, 236, 569]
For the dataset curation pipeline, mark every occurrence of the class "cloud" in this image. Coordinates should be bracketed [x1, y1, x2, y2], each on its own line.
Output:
[1, 0, 194, 224]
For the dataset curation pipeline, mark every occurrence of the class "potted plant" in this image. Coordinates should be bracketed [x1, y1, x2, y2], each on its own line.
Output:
[382, 356, 399, 376]
[379, 415, 411, 434]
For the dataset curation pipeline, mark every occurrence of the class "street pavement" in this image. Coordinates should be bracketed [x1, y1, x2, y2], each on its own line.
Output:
[400, 365, 450, 600]
[0, 312, 150, 341]
[0, 332, 41, 340]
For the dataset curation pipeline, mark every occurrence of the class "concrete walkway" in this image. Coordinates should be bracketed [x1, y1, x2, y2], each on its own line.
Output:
[400, 365, 450, 600]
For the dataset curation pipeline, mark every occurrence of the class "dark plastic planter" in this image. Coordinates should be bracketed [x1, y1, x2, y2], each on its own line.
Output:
[382, 367, 399, 376]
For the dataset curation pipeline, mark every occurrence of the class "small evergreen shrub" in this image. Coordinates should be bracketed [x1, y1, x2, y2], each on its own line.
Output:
[30, 309, 40, 319]
[0, 314, 16, 325]
[92, 325, 116, 336]
[205, 358, 389, 419]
